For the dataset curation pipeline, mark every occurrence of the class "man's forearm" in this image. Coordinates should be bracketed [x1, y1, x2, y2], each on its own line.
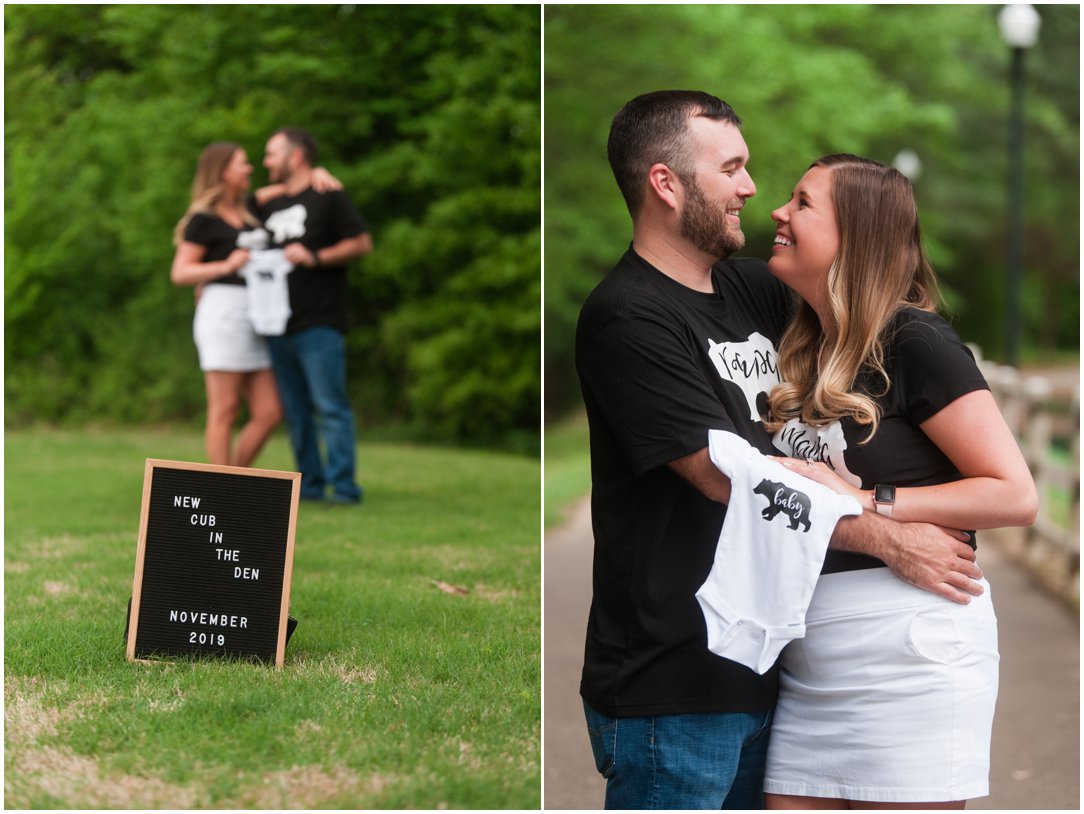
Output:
[829, 510, 898, 559]
[316, 232, 372, 266]
[673, 445, 983, 606]
[667, 447, 731, 504]
[831, 511, 983, 604]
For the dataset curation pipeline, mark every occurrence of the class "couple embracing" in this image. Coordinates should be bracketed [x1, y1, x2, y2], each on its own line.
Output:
[171, 128, 370, 505]
[576, 91, 1037, 809]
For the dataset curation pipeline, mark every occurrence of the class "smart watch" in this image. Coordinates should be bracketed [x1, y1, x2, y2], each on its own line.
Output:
[873, 484, 896, 517]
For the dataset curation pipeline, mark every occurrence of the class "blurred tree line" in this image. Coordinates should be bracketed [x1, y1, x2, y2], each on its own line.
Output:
[545, 4, 1078, 419]
[6, 4, 540, 452]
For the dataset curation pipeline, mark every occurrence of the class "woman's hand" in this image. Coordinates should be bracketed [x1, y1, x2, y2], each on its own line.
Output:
[311, 166, 343, 193]
[226, 248, 251, 273]
[172, 240, 244, 287]
[777, 457, 868, 505]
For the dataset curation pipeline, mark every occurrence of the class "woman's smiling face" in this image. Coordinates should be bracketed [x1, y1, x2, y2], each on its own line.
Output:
[221, 148, 253, 193]
[768, 165, 841, 300]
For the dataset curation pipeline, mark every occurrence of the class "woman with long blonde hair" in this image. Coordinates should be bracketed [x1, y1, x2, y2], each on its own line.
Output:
[172, 141, 342, 467]
[761, 154, 1036, 809]
[171, 141, 283, 467]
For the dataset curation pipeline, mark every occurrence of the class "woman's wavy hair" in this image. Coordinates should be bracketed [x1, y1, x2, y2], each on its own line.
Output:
[764, 154, 941, 442]
[173, 141, 259, 246]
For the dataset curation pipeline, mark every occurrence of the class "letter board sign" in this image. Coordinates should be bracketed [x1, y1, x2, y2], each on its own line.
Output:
[127, 460, 300, 667]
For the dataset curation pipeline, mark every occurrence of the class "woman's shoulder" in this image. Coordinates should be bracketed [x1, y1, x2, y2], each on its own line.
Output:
[183, 210, 230, 240]
[887, 306, 978, 369]
[186, 210, 225, 227]
[885, 307, 988, 419]
[888, 306, 961, 345]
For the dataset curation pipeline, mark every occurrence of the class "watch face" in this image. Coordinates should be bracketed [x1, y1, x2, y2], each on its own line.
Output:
[875, 484, 896, 504]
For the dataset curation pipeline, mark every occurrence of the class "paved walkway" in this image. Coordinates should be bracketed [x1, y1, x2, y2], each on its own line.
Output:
[544, 498, 1079, 810]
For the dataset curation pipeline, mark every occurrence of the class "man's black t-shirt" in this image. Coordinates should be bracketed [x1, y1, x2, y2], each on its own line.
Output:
[253, 188, 368, 334]
[575, 247, 793, 717]
[771, 307, 990, 573]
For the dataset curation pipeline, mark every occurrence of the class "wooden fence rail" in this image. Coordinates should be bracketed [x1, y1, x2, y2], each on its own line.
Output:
[972, 347, 1080, 608]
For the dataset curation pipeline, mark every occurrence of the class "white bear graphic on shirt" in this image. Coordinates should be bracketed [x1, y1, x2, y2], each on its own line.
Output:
[236, 227, 271, 251]
[772, 418, 862, 488]
[264, 204, 308, 244]
[706, 332, 781, 422]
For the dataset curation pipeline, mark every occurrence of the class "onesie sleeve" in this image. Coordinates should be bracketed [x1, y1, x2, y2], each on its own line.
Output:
[892, 310, 990, 425]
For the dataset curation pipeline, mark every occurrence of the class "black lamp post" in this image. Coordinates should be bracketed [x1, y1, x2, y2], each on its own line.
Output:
[998, 3, 1041, 367]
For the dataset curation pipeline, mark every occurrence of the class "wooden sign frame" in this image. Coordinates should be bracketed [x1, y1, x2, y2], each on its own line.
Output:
[127, 459, 300, 667]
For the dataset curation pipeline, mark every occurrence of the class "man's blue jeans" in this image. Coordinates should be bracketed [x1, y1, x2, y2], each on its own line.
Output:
[583, 701, 772, 810]
[268, 326, 361, 502]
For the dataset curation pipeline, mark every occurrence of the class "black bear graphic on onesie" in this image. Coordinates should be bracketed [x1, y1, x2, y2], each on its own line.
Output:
[753, 479, 812, 533]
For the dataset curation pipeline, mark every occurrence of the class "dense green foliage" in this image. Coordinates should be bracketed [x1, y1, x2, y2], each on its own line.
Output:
[545, 4, 1079, 415]
[6, 5, 541, 451]
[6, 428, 540, 807]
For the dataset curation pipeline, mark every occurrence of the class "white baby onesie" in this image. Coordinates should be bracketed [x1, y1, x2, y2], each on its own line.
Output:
[695, 429, 862, 674]
[238, 249, 294, 336]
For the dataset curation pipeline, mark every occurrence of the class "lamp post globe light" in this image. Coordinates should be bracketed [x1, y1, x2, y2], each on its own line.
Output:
[892, 149, 923, 182]
[998, 3, 1041, 48]
[998, 3, 1041, 367]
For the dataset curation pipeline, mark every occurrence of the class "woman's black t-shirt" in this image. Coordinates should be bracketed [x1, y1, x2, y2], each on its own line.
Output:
[771, 307, 990, 573]
[182, 212, 259, 286]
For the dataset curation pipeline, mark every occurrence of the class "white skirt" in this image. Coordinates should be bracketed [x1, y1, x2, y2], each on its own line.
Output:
[192, 284, 270, 372]
[764, 566, 999, 803]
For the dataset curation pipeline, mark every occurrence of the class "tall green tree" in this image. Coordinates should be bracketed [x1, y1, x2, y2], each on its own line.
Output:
[6, 4, 541, 451]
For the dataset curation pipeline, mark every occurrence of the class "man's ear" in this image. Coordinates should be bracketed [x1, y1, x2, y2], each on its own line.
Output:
[646, 163, 682, 212]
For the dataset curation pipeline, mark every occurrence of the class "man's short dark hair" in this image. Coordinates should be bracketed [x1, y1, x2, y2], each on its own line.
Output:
[607, 91, 742, 217]
[274, 127, 318, 166]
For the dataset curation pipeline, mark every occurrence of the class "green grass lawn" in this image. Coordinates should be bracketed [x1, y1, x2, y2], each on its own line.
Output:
[5, 427, 540, 809]
[543, 412, 591, 530]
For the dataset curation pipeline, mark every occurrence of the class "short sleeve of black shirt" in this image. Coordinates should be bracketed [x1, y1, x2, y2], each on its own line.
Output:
[182, 213, 245, 285]
[579, 292, 739, 475]
[296, 188, 368, 251]
[891, 309, 990, 423]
